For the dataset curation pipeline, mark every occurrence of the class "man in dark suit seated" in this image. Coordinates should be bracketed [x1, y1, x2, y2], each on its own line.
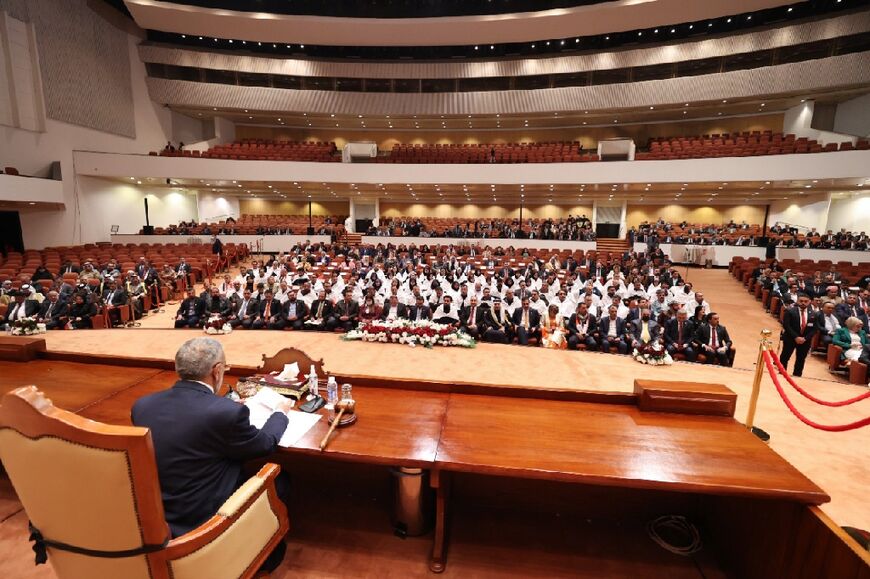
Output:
[102, 279, 129, 327]
[132, 338, 291, 570]
[253, 290, 284, 330]
[227, 288, 257, 329]
[482, 298, 513, 344]
[306, 289, 333, 330]
[37, 290, 69, 330]
[566, 301, 598, 351]
[380, 295, 407, 322]
[815, 300, 840, 348]
[328, 288, 359, 331]
[204, 286, 231, 319]
[836, 293, 869, 328]
[598, 304, 627, 354]
[405, 294, 431, 323]
[511, 297, 541, 346]
[630, 308, 660, 351]
[458, 295, 485, 339]
[780, 293, 817, 377]
[174, 287, 205, 328]
[282, 288, 308, 331]
[694, 312, 733, 365]
[664, 308, 696, 362]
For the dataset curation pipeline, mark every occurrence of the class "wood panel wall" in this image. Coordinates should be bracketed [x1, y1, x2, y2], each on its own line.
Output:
[236, 114, 784, 151]
[239, 199, 349, 216]
[625, 204, 767, 228]
[379, 202, 594, 220]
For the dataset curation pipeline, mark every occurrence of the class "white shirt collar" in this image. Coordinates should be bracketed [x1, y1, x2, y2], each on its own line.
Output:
[190, 380, 214, 394]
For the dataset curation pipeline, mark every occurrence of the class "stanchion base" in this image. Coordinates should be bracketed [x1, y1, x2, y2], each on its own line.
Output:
[750, 426, 770, 442]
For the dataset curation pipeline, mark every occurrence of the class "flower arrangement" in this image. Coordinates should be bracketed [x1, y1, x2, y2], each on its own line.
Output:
[11, 318, 46, 336]
[632, 341, 673, 366]
[343, 319, 476, 349]
[203, 314, 233, 335]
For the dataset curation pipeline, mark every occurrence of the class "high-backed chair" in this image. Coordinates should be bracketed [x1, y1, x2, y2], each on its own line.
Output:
[0, 386, 289, 579]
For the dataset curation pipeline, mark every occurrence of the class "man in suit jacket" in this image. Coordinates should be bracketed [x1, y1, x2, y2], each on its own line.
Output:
[37, 290, 69, 330]
[566, 302, 598, 351]
[227, 288, 257, 329]
[204, 286, 231, 319]
[174, 288, 206, 328]
[458, 296, 485, 339]
[405, 295, 431, 322]
[835, 294, 869, 328]
[306, 290, 333, 330]
[511, 297, 541, 346]
[598, 305, 627, 354]
[329, 288, 359, 331]
[131, 338, 291, 571]
[482, 298, 513, 344]
[175, 258, 193, 289]
[780, 293, 817, 377]
[694, 312, 733, 366]
[630, 309, 660, 350]
[282, 289, 309, 331]
[253, 290, 284, 330]
[1, 291, 40, 327]
[664, 309, 696, 362]
[380, 295, 407, 322]
[101, 279, 129, 327]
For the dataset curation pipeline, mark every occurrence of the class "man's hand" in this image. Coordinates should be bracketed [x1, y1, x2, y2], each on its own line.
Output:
[276, 399, 294, 414]
[795, 337, 806, 345]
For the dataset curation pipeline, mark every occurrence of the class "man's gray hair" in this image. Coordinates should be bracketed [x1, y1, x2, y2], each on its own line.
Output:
[175, 338, 224, 381]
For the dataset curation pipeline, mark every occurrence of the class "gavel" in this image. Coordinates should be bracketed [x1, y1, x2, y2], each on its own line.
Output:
[319, 399, 356, 451]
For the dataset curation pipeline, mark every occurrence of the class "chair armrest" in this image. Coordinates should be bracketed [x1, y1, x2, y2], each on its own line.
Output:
[849, 361, 868, 385]
[827, 345, 843, 371]
[158, 463, 289, 579]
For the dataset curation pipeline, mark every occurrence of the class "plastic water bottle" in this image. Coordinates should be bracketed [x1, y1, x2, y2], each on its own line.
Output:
[325, 376, 338, 420]
[307, 364, 319, 400]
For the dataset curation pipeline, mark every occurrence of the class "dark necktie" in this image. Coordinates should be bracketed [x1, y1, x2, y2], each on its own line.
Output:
[711, 328, 718, 349]
[678, 322, 683, 346]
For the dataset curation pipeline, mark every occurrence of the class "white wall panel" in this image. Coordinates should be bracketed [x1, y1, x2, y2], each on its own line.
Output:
[145, 52, 870, 117]
[826, 193, 870, 234]
[768, 193, 832, 233]
[197, 190, 240, 222]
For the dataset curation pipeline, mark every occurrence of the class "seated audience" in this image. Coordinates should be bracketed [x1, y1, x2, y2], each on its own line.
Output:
[832, 317, 867, 365]
[694, 312, 732, 365]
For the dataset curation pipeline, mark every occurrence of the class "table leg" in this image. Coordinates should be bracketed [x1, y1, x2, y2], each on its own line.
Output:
[429, 468, 450, 573]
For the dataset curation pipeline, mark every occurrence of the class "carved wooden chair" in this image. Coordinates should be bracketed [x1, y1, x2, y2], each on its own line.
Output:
[0, 386, 289, 579]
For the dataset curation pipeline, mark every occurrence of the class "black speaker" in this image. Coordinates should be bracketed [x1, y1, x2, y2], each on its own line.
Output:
[306, 227, 315, 235]
[142, 225, 155, 235]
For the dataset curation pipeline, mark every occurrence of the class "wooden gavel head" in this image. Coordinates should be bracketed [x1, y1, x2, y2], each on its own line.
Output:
[336, 399, 356, 415]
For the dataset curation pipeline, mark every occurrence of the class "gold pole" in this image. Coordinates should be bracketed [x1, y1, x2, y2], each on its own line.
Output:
[746, 329, 773, 430]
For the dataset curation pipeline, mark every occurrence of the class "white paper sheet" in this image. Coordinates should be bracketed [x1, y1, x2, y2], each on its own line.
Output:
[245, 387, 321, 448]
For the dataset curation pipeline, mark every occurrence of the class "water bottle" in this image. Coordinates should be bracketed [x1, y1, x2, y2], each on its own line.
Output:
[325, 376, 338, 420]
[307, 364, 319, 400]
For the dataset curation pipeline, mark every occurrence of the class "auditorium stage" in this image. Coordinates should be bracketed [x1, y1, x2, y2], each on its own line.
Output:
[31, 324, 870, 533]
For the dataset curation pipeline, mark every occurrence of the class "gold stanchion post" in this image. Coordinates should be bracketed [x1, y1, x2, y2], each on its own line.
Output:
[746, 329, 773, 435]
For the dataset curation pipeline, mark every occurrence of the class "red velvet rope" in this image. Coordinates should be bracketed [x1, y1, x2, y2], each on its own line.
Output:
[761, 352, 870, 432]
[769, 353, 870, 407]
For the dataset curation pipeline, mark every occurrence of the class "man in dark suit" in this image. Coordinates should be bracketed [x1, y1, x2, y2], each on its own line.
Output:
[282, 289, 308, 331]
[175, 257, 193, 289]
[694, 312, 733, 366]
[511, 297, 541, 346]
[204, 286, 231, 318]
[131, 338, 291, 568]
[664, 308, 696, 362]
[227, 288, 257, 329]
[253, 290, 284, 330]
[1, 291, 40, 327]
[458, 296, 485, 339]
[174, 287, 206, 328]
[59, 261, 81, 276]
[406, 295, 431, 322]
[329, 288, 359, 331]
[598, 305, 627, 354]
[306, 289, 333, 330]
[101, 279, 129, 327]
[379, 295, 406, 322]
[780, 293, 817, 377]
[835, 293, 869, 328]
[37, 290, 69, 330]
[630, 309, 660, 350]
[566, 302, 598, 351]
[482, 298, 513, 344]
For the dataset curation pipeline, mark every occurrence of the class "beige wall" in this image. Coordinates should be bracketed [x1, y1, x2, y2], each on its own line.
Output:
[379, 202, 593, 220]
[625, 204, 766, 227]
[236, 114, 784, 151]
[239, 199, 349, 216]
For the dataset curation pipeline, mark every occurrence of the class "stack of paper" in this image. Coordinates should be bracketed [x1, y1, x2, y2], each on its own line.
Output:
[245, 386, 322, 447]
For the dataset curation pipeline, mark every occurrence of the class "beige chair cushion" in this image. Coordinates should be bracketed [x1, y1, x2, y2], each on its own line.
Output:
[0, 430, 142, 550]
[170, 492, 279, 579]
[47, 551, 152, 579]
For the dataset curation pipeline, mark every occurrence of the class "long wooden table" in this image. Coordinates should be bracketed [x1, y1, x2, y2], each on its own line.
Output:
[4, 358, 867, 577]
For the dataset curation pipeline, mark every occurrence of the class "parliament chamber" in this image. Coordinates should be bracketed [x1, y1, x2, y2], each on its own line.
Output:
[0, 0, 869, 577]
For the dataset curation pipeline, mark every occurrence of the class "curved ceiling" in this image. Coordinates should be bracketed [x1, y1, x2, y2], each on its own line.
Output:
[124, 0, 797, 47]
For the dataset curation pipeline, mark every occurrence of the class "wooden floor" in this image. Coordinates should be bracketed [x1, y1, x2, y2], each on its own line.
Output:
[0, 267, 867, 578]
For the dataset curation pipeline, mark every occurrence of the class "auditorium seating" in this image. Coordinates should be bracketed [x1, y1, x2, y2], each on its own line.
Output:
[381, 142, 599, 164]
[154, 140, 340, 161]
[636, 131, 869, 160]
[154, 215, 346, 235]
